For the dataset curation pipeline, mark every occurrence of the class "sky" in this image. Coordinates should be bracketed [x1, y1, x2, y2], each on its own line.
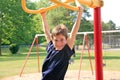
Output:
[89, 0, 120, 27]
[30, 0, 120, 26]
[102, 0, 120, 26]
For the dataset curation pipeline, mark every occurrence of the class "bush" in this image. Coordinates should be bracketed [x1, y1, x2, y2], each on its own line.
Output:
[9, 44, 19, 54]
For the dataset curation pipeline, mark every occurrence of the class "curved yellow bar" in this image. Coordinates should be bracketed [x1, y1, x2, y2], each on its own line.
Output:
[91, 0, 103, 8]
[64, 0, 103, 8]
[78, 0, 93, 6]
[22, 0, 71, 14]
[22, 0, 60, 14]
[78, 0, 103, 8]
[22, 0, 103, 14]
[50, 0, 79, 11]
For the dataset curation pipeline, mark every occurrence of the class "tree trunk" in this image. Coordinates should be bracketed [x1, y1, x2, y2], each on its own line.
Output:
[0, 38, 1, 56]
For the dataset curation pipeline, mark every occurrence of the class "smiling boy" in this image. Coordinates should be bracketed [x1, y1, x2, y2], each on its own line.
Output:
[40, 3, 83, 80]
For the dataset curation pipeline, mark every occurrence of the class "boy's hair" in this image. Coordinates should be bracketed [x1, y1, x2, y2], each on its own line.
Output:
[51, 24, 68, 39]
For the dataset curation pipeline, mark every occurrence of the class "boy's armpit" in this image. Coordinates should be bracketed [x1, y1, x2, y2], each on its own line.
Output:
[67, 37, 75, 50]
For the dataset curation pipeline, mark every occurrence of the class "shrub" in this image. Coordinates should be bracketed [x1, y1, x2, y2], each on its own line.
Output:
[9, 44, 19, 54]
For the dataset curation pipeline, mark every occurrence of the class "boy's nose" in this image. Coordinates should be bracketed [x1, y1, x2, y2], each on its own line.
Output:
[56, 41, 63, 46]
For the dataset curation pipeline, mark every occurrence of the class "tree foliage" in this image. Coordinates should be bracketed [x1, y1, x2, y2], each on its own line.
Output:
[0, 0, 43, 55]
[102, 20, 116, 30]
[0, 0, 118, 55]
[9, 43, 19, 54]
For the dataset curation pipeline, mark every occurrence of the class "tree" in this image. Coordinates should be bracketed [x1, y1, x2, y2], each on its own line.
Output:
[0, 0, 44, 55]
[102, 20, 116, 30]
[107, 20, 116, 30]
[47, 7, 76, 32]
[0, 5, 6, 55]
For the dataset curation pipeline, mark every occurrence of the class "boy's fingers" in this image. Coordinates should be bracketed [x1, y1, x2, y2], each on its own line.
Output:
[78, 6, 84, 12]
[75, 0, 84, 12]
[39, 8, 47, 15]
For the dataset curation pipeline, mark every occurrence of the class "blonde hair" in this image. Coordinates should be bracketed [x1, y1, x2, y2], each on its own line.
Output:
[51, 24, 68, 39]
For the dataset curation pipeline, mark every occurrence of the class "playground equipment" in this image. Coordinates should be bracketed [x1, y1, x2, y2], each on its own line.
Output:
[21, 0, 104, 80]
[78, 33, 94, 80]
[19, 30, 120, 79]
[22, 0, 103, 14]
[19, 35, 40, 77]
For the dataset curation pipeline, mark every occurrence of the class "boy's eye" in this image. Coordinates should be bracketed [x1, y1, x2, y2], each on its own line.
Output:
[60, 39, 64, 41]
[55, 39, 58, 42]
[54, 39, 65, 42]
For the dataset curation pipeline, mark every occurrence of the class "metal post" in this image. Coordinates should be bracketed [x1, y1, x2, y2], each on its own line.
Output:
[20, 37, 36, 77]
[35, 37, 40, 73]
[94, 7, 103, 80]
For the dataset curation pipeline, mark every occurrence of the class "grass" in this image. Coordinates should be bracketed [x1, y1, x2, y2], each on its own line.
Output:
[0, 46, 120, 79]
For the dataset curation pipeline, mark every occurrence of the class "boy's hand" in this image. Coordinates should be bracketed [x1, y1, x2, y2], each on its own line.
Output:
[75, 0, 84, 12]
[78, 6, 84, 12]
[40, 12, 46, 17]
[40, 8, 47, 18]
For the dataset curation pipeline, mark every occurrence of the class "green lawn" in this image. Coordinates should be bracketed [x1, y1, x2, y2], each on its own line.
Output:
[0, 46, 120, 79]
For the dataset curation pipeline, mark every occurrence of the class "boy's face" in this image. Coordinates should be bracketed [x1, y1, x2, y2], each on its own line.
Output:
[52, 34, 67, 50]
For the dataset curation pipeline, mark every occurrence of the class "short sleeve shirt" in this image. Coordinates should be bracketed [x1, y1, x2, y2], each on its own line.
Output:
[42, 41, 75, 80]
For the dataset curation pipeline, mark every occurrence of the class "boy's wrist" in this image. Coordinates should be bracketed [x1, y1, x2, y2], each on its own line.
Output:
[78, 6, 83, 12]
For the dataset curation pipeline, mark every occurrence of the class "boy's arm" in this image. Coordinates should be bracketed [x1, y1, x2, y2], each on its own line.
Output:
[68, 5, 83, 49]
[40, 12, 51, 43]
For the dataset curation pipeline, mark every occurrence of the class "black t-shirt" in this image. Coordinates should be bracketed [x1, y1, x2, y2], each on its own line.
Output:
[42, 41, 75, 80]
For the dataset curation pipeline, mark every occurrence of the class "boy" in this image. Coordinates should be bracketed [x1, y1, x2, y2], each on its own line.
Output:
[40, 4, 83, 80]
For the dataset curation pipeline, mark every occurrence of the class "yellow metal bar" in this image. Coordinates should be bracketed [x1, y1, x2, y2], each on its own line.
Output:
[22, 0, 66, 14]
[22, 0, 46, 14]
[78, 0, 103, 8]
[91, 0, 103, 8]
[50, 0, 78, 11]
[22, 0, 103, 14]
[22, 0, 73, 14]
[78, 0, 93, 7]
[61, 0, 73, 3]
[64, 0, 103, 8]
